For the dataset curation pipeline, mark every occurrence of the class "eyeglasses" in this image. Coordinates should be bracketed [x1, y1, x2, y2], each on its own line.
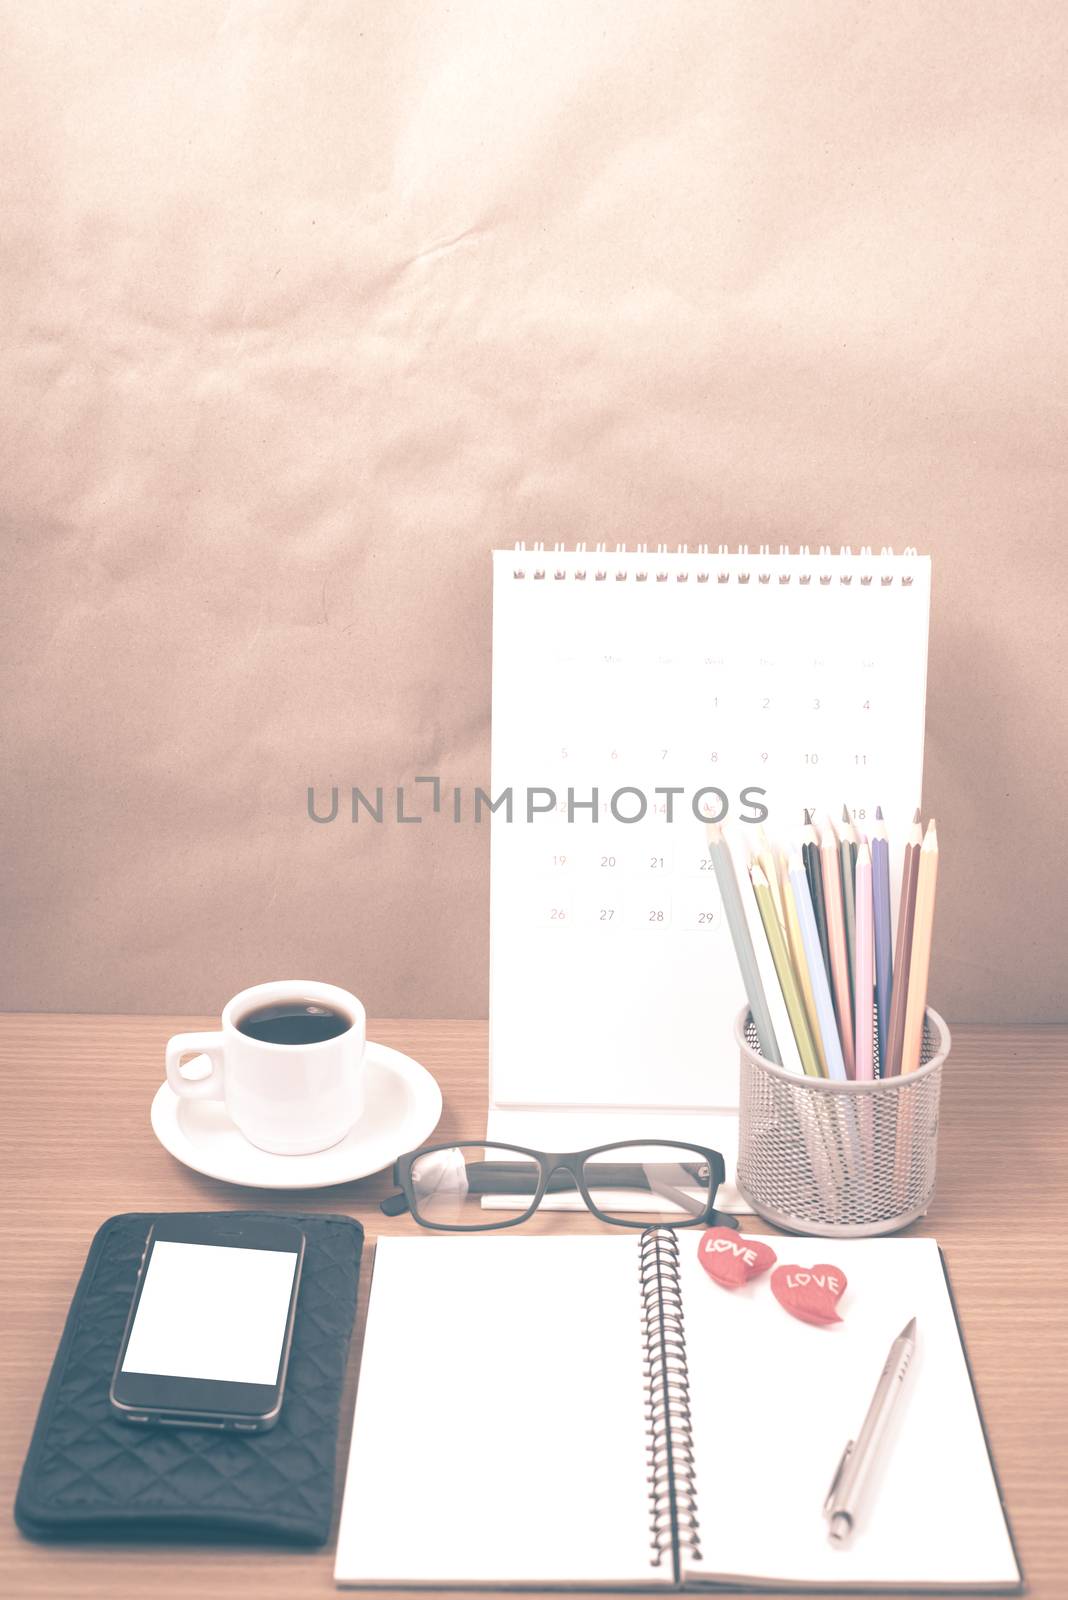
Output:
[380, 1139, 736, 1232]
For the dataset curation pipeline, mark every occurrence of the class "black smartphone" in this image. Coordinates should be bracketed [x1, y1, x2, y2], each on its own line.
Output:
[109, 1215, 305, 1432]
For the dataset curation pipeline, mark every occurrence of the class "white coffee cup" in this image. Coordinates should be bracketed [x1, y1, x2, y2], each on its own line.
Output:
[165, 980, 366, 1155]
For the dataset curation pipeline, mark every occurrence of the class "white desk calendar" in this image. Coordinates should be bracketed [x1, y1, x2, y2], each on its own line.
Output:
[487, 544, 930, 1176]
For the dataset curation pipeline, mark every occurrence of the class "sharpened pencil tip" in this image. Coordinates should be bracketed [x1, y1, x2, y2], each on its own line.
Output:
[803, 807, 812, 825]
[875, 804, 884, 820]
[913, 807, 921, 823]
[900, 1317, 917, 1343]
[842, 803, 850, 823]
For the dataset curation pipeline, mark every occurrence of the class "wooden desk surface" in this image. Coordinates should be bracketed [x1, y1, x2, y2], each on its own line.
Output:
[1, 1015, 1065, 1598]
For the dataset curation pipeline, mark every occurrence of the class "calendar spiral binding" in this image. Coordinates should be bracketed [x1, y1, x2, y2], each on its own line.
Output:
[640, 1227, 700, 1573]
[509, 542, 919, 586]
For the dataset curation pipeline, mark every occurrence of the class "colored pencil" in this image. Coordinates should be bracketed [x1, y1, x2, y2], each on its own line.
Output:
[883, 811, 923, 1076]
[801, 810, 833, 989]
[705, 821, 780, 1064]
[900, 820, 940, 1075]
[781, 863, 827, 1075]
[755, 826, 787, 930]
[839, 805, 858, 1008]
[871, 806, 893, 1074]
[787, 853, 847, 1081]
[724, 825, 805, 1077]
[819, 816, 856, 1077]
[750, 863, 823, 1079]
[853, 836, 875, 1081]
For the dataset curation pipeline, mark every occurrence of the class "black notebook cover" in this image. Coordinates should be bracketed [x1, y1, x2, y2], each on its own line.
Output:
[14, 1210, 364, 1545]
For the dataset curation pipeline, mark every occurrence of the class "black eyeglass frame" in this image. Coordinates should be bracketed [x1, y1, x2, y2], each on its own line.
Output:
[380, 1138, 738, 1233]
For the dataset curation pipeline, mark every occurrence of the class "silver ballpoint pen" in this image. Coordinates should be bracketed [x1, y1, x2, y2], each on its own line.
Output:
[824, 1317, 917, 1546]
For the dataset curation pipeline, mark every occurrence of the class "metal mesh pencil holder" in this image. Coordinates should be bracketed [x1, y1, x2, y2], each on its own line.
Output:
[734, 1004, 950, 1237]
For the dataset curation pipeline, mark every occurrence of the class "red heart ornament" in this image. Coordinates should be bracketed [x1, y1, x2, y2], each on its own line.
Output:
[771, 1262, 848, 1325]
[698, 1227, 778, 1289]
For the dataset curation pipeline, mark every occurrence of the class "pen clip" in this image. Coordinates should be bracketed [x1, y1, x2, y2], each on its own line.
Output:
[824, 1440, 854, 1512]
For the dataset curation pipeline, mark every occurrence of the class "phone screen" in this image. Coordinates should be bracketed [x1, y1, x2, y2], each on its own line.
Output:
[121, 1240, 300, 1385]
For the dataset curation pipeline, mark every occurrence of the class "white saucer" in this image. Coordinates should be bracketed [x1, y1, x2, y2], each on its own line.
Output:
[150, 1041, 442, 1190]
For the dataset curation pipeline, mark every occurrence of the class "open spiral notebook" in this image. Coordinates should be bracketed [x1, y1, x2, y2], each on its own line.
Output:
[334, 1233, 1020, 1592]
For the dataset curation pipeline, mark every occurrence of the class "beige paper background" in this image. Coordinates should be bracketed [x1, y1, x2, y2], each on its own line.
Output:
[1, 1, 1065, 1022]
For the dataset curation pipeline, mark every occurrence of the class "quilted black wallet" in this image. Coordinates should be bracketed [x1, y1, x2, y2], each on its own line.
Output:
[15, 1210, 364, 1545]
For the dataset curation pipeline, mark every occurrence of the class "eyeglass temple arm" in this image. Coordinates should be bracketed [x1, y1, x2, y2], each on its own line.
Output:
[640, 1169, 737, 1227]
[478, 1160, 727, 1195]
[638, 1178, 737, 1228]
[379, 1162, 558, 1215]
[645, 1173, 707, 1218]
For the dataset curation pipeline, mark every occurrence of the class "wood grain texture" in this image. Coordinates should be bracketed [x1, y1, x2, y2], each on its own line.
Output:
[1, 1015, 1065, 1598]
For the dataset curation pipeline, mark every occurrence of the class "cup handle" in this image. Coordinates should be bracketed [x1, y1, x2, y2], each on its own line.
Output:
[166, 1031, 226, 1101]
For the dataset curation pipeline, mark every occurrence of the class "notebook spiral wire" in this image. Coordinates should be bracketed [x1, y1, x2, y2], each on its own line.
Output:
[640, 1227, 701, 1569]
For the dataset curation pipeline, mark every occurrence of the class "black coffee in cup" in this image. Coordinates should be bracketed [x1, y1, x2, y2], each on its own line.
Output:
[236, 1000, 352, 1046]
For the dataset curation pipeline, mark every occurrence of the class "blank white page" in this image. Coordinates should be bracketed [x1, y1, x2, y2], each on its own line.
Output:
[334, 1235, 665, 1588]
[489, 547, 929, 1115]
[680, 1237, 1020, 1590]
